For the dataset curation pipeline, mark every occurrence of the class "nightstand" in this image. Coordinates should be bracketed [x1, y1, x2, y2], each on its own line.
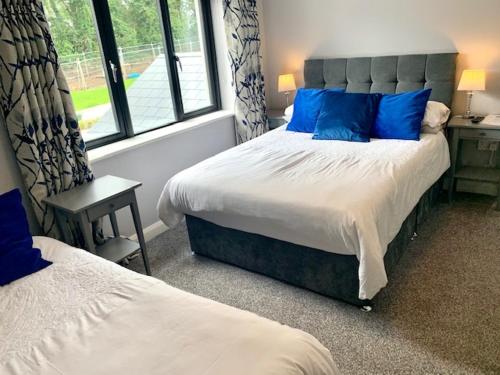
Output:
[267, 109, 287, 129]
[447, 116, 500, 209]
[43, 175, 151, 274]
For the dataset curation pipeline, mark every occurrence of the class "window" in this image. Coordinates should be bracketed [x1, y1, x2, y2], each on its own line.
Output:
[45, 0, 219, 148]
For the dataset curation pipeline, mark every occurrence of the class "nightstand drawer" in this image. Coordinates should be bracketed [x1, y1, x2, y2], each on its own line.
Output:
[86, 191, 134, 222]
[460, 128, 500, 141]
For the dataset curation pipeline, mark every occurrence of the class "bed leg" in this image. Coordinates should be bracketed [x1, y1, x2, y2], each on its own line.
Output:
[360, 305, 372, 312]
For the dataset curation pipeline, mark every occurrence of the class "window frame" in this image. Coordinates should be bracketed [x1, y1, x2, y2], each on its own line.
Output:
[82, 0, 221, 150]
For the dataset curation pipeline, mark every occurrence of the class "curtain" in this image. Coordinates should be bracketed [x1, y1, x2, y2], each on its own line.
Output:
[0, 0, 94, 238]
[223, 0, 267, 143]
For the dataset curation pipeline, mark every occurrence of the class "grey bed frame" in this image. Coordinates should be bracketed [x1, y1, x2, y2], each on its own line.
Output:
[187, 53, 457, 308]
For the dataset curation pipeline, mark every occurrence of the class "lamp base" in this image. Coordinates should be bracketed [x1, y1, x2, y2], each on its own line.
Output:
[463, 91, 474, 119]
[284, 91, 290, 107]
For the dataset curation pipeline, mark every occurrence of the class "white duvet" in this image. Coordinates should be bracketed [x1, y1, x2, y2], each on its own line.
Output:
[0, 237, 337, 375]
[158, 127, 450, 300]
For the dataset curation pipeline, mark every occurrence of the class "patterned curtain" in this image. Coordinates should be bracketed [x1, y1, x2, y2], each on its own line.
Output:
[0, 0, 94, 238]
[223, 0, 267, 143]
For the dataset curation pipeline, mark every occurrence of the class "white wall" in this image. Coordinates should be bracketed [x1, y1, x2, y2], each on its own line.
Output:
[261, 0, 500, 115]
[89, 114, 235, 236]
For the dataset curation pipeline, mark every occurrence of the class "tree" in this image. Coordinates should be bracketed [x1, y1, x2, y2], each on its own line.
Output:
[44, 0, 200, 57]
[44, 0, 98, 57]
[168, 0, 199, 43]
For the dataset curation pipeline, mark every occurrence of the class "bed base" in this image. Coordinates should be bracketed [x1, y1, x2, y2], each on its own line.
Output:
[186, 180, 442, 307]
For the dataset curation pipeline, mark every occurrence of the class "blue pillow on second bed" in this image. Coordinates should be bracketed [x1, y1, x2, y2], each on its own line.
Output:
[287, 88, 344, 133]
[313, 91, 381, 142]
[0, 189, 52, 286]
[371, 89, 432, 141]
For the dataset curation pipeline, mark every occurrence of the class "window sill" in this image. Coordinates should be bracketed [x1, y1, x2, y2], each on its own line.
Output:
[88, 110, 234, 163]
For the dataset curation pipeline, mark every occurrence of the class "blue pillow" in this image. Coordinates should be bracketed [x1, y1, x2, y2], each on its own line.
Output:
[0, 189, 51, 286]
[313, 92, 381, 142]
[286, 88, 343, 133]
[372, 89, 432, 141]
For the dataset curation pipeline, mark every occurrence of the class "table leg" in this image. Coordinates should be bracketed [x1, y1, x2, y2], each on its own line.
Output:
[54, 210, 71, 245]
[76, 212, 96, 254]
[109, 211, 120, 237]
[129, 194, 151, 275]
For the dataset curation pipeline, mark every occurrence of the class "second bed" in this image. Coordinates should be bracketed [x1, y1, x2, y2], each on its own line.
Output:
[158, 126, 450, 305]
[158, 53, 456, 306]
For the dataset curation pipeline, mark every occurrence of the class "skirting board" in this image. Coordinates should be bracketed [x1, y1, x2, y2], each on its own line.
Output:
[129, 220, 168, 242]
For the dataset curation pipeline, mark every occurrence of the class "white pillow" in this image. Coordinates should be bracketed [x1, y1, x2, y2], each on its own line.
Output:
[284, 104, 294, 122]
[421, 101, 451, 133]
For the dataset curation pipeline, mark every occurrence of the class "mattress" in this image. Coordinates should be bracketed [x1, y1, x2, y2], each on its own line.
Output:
[0, 236, 337, 375]
[158, 127, 450, 299]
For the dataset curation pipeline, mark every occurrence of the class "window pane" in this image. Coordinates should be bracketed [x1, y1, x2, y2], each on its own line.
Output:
[168, 0, 213, 113]
[108, 1, 176, 134]
[45, 0, 120, 143]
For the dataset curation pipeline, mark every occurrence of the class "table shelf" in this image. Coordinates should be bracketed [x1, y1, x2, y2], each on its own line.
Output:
[42, 175, 151, 275]
[447, 120, 500, 210]
[454, 167, 500, 183]
[96, 237, 141, 263]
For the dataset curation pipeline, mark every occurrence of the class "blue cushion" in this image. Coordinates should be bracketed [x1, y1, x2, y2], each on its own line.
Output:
[372, 89, 432, 141]
[313, 92, 381, 142]
[0, 189, 51, 286]
[286, 88, 343, 133]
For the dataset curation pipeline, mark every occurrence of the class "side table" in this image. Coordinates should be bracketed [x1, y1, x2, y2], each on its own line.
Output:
[447, 116, 500, 210]
[267, 108, 287, 129]
[43, 175, 151, 275]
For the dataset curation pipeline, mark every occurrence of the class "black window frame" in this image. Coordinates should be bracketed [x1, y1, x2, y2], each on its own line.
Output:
[83, 0, 220, 150]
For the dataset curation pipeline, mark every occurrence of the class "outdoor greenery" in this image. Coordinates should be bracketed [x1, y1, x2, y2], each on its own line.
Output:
[72, 78, 136, 112]
[74, 78, 136, 130]
[43, 0, 201, 133]
[44, 0, 200, 57]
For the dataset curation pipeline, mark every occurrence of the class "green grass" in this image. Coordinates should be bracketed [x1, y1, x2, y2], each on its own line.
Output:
[72, 78, 136, 112]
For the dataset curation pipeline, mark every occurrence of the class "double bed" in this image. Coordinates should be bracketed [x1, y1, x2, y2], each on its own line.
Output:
[0, 237, 337, 375]
[158, 53, 457, 307]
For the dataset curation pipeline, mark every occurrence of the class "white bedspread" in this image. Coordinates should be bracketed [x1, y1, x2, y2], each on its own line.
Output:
[158, 127, 450, 299]
[0, 237, 336, 375]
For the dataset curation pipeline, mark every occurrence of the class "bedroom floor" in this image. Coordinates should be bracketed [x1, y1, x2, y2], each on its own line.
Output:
[128, 194, 500, 374]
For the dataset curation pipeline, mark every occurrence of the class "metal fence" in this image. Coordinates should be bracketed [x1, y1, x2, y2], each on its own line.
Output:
[60, 38, 201, 91]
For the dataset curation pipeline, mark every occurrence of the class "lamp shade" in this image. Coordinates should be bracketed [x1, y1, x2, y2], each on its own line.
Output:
[278, 74, 296, 92]
[457, 69, 485, 91]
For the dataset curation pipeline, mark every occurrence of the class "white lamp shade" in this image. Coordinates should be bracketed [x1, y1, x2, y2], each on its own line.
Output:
[278, 74, 296, 92]
[457, 69, 486, 91]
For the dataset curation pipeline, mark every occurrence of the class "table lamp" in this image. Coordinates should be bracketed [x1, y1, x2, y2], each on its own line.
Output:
[278, 74, 296, 107]
[457, 69, 485, 119]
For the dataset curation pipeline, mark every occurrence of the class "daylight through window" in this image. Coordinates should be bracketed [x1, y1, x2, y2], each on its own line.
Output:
[45, 0, 219, 148]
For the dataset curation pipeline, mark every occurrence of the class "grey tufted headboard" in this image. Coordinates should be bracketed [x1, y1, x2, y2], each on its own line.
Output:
[304, 53, 457, 107]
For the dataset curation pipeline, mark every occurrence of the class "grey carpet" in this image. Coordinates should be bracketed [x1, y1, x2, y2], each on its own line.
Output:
[128, 194, 500, 374]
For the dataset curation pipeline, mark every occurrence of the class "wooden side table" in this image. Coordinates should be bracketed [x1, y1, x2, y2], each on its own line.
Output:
[267, 109, 287, 129]
[447, 116, 500, 209]
[43, 175, 151, 275]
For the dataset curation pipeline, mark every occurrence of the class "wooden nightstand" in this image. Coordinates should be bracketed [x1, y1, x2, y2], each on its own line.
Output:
[447, 116, 500, 209]
[43, 175, 151, 274]
[267, 109, 287, 129]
